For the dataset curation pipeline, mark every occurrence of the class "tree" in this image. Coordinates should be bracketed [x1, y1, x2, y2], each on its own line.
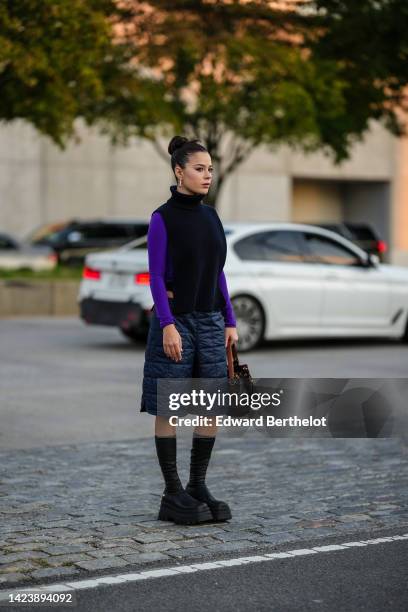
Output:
[104, 0, 408, 205]
[0, 0, 133, 146]
[2, 1, 408, 207]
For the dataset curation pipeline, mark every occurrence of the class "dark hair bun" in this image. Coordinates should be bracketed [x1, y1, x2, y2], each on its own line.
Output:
[168, 136, 189, 156]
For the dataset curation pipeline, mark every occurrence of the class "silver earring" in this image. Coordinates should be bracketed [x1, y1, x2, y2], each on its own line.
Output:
[178, 178, 182, 187]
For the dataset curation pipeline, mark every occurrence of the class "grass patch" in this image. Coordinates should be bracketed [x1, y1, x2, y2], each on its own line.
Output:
[0, 265, 83, 281]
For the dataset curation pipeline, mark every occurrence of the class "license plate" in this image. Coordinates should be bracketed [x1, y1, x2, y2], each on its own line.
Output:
[108, 273, 129, 288]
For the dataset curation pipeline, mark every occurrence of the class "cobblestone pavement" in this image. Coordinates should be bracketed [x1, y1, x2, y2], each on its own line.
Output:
[0, 434, 407, 588]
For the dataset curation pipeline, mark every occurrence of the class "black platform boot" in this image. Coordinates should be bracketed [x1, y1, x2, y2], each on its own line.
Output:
[185, 434, 232, 522]
[155, 436, 212, 525]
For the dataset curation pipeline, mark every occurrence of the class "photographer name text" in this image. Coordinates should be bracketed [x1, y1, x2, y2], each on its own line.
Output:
[168, 415, 327, 428]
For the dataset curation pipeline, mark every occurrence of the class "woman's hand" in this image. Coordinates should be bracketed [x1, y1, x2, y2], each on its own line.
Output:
[163, 324, 183, 362]
[225, 326, 239, 349]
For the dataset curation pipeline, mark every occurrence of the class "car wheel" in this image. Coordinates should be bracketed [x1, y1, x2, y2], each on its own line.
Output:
[231, 295, 265, 352]
[401, 314, 408, 343]
[120, 327, 145, 343]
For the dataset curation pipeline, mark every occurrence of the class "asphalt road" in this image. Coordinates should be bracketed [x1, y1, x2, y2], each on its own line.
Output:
[1, 317, 408, 449]
[11, 539, 408, 612]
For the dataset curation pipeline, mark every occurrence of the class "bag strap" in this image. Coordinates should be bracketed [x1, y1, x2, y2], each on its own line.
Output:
[226, 340, 234, 379]
[232, 343, 239, 366]
[226, 339, 239, 379]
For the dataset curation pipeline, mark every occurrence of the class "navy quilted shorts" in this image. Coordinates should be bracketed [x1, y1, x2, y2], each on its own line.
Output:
[140, 298, 228, 416]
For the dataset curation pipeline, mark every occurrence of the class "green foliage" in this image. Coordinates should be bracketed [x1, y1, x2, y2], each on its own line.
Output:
[1, 1, 408, 203]
[308, 0, 408, 155]
[105, 0, 408, 202]
[0, 264, 83, 280]
[0, 0, 131, 146]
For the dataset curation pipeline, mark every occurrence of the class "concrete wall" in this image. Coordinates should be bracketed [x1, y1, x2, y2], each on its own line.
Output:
[0, 121, 172, 239]
[0, 280, 80, 316]
[392, 126, 408, 266]
[291, 178, 391, 244]
[291, 180, 343, 223]
[0, 118, 406, 264]
[0, 122, 44, 238]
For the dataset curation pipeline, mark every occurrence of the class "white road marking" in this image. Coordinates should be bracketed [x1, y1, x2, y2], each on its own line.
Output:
[0, 533, 407, 601]
[286, 549, 318, 555]
[310, 544, 348, 552]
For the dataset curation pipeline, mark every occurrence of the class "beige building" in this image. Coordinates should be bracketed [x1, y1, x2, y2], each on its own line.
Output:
[0, 118, 407, 266]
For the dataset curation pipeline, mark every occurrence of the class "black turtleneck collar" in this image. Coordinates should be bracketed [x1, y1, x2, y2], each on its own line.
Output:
[167, 184, 203, 210]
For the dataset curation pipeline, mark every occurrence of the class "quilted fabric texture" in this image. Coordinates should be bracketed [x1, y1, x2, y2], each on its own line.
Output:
[141, 298, 228, 416]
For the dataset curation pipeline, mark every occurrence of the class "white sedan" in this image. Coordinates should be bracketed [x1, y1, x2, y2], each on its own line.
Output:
[0, 232, 57, 271]
[78, 222, 408, 351]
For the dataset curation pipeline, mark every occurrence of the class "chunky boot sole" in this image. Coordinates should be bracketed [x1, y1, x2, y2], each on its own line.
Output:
[185, 486, 232, 522]
[208, 503, 232, 522]
[158, 500, 212, 525]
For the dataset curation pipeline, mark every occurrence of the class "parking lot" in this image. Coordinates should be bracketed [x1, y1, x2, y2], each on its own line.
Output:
[1, 316, 408, 450]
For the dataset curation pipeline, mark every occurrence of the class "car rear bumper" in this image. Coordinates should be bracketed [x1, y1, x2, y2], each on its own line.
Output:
[79, 297, 152, 331]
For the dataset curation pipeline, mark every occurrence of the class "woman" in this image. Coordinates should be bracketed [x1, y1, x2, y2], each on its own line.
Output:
[140, 136, 239, 525]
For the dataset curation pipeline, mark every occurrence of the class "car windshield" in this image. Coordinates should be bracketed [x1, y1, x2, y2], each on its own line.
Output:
[121, 236, 148, 250]
[25, 222, 70, 243]
[122, 227, 232, 251]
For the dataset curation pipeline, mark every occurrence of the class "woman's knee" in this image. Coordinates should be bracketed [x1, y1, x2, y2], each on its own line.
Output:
[155, 415, 176, 436]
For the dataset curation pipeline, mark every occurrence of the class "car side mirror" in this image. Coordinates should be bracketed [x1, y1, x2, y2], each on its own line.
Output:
[368, 253, 379, 267]
[67, 231, 83, 243]
[362, 253, 379, 267]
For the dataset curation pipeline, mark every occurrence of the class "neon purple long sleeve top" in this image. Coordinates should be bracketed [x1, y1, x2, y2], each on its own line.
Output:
[148, 211, 237, 329]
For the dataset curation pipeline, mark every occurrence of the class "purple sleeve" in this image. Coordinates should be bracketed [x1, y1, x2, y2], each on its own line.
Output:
[147, 212, 176, 329]
[218, 269, 237, 327]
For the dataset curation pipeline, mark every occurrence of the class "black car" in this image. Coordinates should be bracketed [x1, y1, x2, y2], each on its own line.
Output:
[307, 222, 388, 262]
[24, 219, 150, 266]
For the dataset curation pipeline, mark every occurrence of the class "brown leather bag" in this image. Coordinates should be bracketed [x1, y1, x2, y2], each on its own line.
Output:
[226, 339, 255, 416]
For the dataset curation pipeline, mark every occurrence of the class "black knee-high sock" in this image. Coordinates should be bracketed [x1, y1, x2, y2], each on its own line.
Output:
[154, 435, 183, 495]
[187, 433, 216, 488]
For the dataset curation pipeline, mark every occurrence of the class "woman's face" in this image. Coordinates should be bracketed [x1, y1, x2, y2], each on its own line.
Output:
[175, 151, 213, 195]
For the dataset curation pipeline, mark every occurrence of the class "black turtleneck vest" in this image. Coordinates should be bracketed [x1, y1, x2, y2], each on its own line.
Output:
[152, 185, 227, 315]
